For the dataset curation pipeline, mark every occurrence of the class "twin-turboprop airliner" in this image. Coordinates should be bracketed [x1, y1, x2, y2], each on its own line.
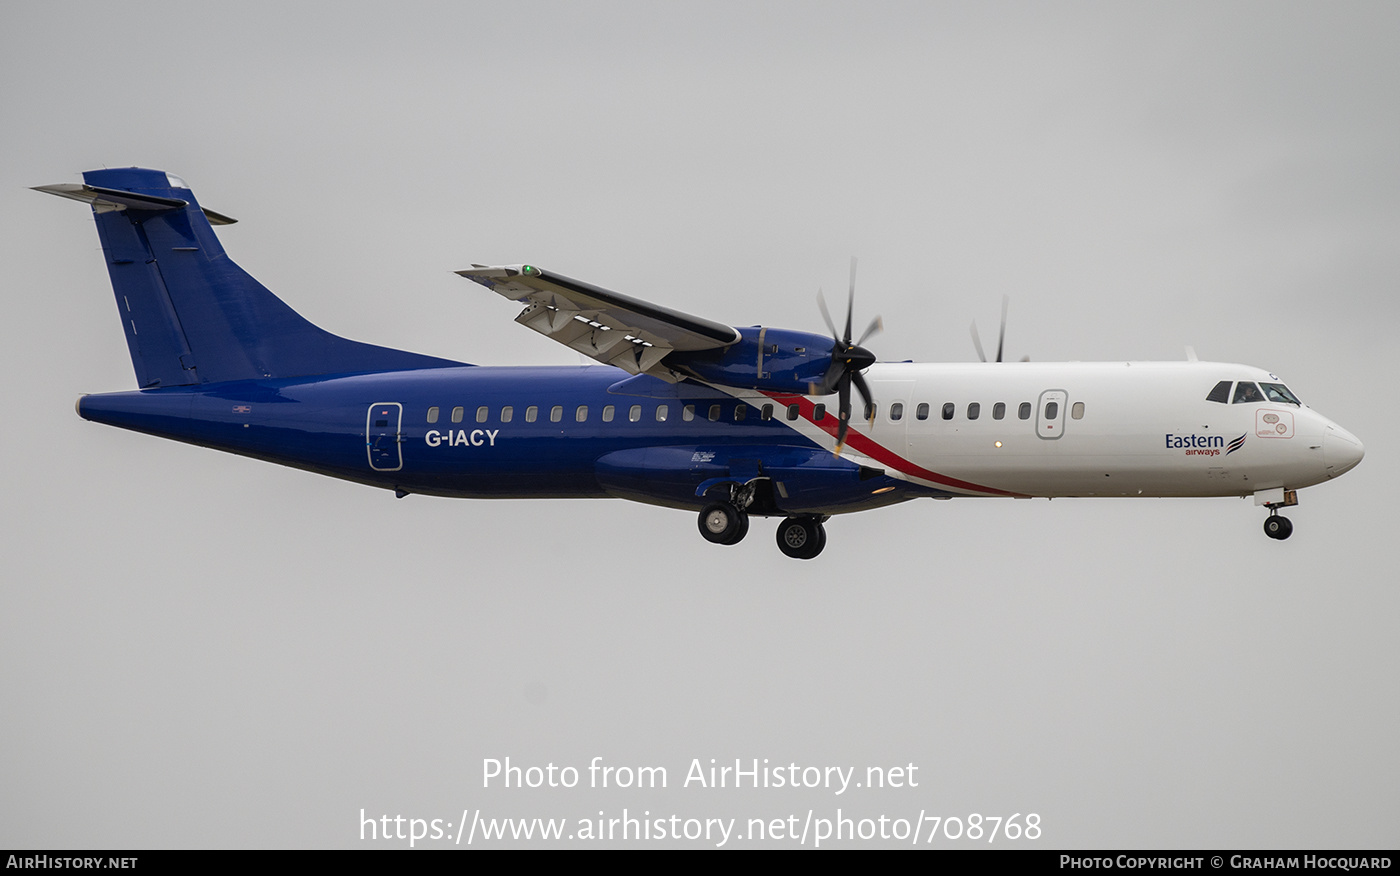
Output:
[37, 168, 1365, 559]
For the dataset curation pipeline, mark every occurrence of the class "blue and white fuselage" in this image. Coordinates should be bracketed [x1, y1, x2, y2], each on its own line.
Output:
[43, 167, 1364, 558]
[78, 360, 1362, 505]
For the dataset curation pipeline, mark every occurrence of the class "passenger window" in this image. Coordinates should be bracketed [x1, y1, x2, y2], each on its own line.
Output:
[967, 402, 980, 420]
[550, 405, 563, 423]
[761, 404, 773, 421]
[525, 405, 538, 423]
[813, 404, 826, 421]
[1071, 402, 1084, 419]
[451, 406, 465, 424]
[426, 406, 439, 424]
[500, 406, 513, 423]
[734, 404, 747, 421]
[916, 403, 929, 420]
[683, 404, 695, 422]
[656, 405, 668, 422]
[1018, 402, 1031, 420]
[1045, 401, 1059, 419]
[629, 404, 642, 422]
[941, 403, 954, 420]
[787, 404, 800, 421]
[890, 402, 904, 421]
[1206, 380, 1232, 404]
[576, 405, 588, 422]
[864, 402, 878, 421]
[1233, 382, 1264, 404]
[708, 404, 721, 421]
[993, 402, 1006, 420]
[476, 405, 489, 423]
[602, 405, 614, 423]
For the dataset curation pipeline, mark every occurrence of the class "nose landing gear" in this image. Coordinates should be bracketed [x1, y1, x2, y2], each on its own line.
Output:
[1263, 513, 1293, 540]
[1257, 489, 1298, 540]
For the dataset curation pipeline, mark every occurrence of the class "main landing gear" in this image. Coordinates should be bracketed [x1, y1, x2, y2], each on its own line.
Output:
[775, 516, 827, 560]
[695, 480, 829, 558]
[697, 504, 829, 558]
[697, 479, 758, 546]
[698, 501, 749, 545]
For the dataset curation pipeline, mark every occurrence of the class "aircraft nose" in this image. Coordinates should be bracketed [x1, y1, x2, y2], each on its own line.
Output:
[1323, 424, 1365, 478]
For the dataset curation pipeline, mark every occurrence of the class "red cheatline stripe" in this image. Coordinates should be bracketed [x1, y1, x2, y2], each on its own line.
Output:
[763, 392, 1026, 498]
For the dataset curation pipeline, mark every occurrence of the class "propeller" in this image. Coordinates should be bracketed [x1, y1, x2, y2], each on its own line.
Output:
[814, 258, 882, 453]
[970, 295, 1030, 363]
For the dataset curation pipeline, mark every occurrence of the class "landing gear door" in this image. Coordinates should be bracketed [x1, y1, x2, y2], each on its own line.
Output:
[366, 402, 403, 471]
[1036, 390, 1067, 440]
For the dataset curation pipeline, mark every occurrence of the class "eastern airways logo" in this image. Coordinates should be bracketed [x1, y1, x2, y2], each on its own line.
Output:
[1165, 432, 1247, 457]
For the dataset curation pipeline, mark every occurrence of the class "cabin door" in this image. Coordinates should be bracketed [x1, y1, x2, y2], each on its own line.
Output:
[366, 402, 403, 471]
[1035, 390, 1067, 440]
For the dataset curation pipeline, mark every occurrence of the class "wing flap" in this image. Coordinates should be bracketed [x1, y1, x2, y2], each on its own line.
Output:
[458, 264, 738, 379]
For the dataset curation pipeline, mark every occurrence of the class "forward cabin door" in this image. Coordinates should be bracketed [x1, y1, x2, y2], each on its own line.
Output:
[366, 402, 403, 471]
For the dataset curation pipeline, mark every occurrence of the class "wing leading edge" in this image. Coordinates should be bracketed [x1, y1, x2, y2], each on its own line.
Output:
[458, 264, 740, 380]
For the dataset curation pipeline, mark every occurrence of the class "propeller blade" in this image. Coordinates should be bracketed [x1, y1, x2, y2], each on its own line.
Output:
[970, 320, 987, 363]
[856, 315, 883, 347]
[815, 256, 878, 458]
[818, 356, 844, 396]
[844, 257, 857, 344]
[995, 295, 1008, 363]
[851, 370, 874, 424]
[834, 373, 852, 453]
[816, 288, 838, 339]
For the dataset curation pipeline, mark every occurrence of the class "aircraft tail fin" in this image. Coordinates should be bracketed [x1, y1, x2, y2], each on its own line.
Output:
[37, 168, 461, 387]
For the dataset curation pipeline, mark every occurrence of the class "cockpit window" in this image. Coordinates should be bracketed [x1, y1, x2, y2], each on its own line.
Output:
[1206, 380, 1232, 404]
[1260, 383, 1302, 405]
[1232, 382, 1264, 404]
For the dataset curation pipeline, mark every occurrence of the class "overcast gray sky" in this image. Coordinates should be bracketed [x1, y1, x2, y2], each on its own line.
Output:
[2, 1, 1396, 848]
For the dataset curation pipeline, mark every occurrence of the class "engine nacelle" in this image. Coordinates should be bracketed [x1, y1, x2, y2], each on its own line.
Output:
[666, 327, 838, 395]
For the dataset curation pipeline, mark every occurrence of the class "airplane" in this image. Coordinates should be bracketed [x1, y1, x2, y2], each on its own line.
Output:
[36, 167, 1365, 559]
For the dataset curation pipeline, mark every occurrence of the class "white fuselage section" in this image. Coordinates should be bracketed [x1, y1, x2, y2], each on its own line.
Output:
[762, 360, 1364, 499]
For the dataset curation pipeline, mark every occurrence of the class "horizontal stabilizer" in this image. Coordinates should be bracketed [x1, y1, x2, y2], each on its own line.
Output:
[33, 183, 237, 225]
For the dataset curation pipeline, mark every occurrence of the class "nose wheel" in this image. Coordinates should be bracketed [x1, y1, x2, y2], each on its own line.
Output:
[1263, 513, 1293, 540]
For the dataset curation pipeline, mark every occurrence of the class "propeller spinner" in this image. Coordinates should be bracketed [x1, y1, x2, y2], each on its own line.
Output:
[813, 258, 882, 453]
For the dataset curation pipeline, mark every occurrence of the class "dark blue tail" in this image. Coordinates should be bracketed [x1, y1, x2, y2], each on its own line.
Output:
[38, 167, 462, 387]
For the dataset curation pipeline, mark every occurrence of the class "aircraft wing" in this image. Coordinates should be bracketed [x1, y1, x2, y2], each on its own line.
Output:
[458, 264, 740, 379]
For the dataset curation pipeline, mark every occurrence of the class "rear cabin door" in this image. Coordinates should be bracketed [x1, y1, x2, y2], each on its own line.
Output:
[366, 402, 403, 471]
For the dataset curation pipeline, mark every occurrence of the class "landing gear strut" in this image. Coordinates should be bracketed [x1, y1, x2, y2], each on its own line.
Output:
[1258, 489, 1298, 541]
[776, 516, 827, 559]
